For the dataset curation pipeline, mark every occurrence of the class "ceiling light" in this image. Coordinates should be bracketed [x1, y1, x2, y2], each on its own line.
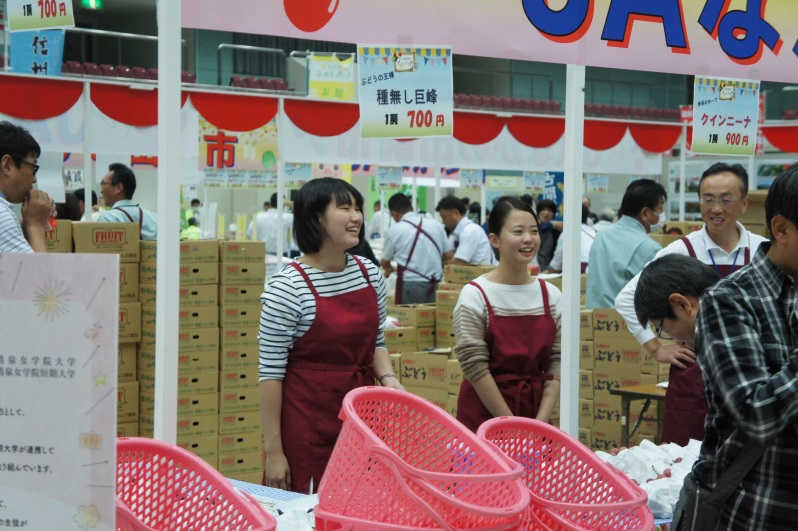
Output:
[82, 0, 104, 9]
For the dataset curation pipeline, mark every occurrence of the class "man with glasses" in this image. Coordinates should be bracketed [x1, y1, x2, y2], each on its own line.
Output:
[615, 162, 767, 445]
[97, 163, 157, 240]
[0, 121, 54, 253]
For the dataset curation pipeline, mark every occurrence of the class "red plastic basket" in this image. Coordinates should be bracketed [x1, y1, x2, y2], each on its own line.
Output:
[316, 387, 530, 530]
[477, 417, 653, 531]
[116, 437, 276, 531]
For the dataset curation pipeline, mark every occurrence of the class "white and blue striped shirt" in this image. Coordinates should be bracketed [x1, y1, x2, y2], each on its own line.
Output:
[0, 193, 33, 253]
[258, 254, 387, 381]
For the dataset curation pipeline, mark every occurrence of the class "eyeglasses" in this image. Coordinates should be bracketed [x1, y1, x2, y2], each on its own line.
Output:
[699, 195, 738, 208]
[656, 319, 673, 340]
[16, 159, 39, 176]
[100, 179, 114, 186]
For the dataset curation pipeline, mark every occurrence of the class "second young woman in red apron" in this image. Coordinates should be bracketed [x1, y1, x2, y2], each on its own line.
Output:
[454, 197, 562, 432]
[258, 178, 403, 494]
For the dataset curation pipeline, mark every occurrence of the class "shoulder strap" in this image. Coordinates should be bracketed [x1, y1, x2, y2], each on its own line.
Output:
[538, 278, 550, 315]
[289, 262, 319, 298]
[467, 280, 494, 317]
[680, 236, 697, 258]
[113, 205, 143, 238]
[704, 440, 769, 506]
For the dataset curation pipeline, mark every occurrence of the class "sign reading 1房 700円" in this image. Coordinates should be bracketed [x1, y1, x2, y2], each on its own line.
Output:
[7, 0, 74, 32]
[691, 76, 760, 156]
[357, 45, 453, 139]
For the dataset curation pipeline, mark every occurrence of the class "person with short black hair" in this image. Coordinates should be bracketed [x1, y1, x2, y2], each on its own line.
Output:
[0, 121, 54, 253]
[535, 199, 561, 271]
[74, 187, 102, 221]
[454, 197, 561, 432]
[366, 199, 390, 242]
[55, 192, 82, 221]
[436, 195, 495, 265]
[381, 192, 453, 304]
[97, 163, 157, 240]
[615, 162, 767, 445]
[544, 205, 596, 274]
[247, 193, 294, 256]
[585, 179, 667, 309]
[258, 177, 402, 494]
[683, 163, 798, 528]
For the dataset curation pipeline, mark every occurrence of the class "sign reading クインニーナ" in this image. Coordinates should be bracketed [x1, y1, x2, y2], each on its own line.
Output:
[358, 45, 453, 139]
[691, 76, 760, 156]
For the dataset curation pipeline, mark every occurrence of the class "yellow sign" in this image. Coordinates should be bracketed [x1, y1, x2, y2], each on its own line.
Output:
[308, 54, 356, 102]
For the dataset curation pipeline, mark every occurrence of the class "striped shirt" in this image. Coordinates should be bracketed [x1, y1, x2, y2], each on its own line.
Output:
[694, 243, 798, 529]
[453, 276, 562, 382]
[258, 254, 387, 381]
[0, 194, 33, 253]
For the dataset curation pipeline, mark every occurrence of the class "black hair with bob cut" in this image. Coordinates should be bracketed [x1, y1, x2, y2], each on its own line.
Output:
[765, 162, 798, 242]
[634, 254, 718, 328]
[293, 177, 364, 254]
[488, 197, 539, 260]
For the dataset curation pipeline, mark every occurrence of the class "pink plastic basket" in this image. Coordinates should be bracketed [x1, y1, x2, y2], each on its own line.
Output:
[316, 387, 530, 530]
[116, 437, 276, 531]
[477, 417, 653, 531]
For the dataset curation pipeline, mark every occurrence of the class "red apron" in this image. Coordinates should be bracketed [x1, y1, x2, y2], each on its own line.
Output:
[456, 279, 557, 433]
[660, 239, 749, 446]
[395, 218, 442, 304]
[274, 254, 378, 493]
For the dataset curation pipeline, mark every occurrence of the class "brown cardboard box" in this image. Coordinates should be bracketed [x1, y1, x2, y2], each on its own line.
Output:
[445, 393, 458, 417]
[739, 190, 766, 225]
[218, 284, 264, 306]
[220, 326, 258, 350]
[435, 290, 459, 313]
[217, 451, 263, 478]
[579, 370, 594, 400]
[118, 262, 139, 302]
[446, 359, 463, 394]
[117, 381, 139, 421]
[171, 349, 219, 374]
[436, 282, 464, 291]
[141, 304, 218, 330]
[591, 420, 623, 452]
[219, 304, 261, 328]
[642, 352, 671, 376]
[218, 410, 262, 435]
[579, 399, 594, 428]
[745, 223, 768, 238]
[119, 302, 141, 343]
[174, 413, 218, 439]
[44, 220, 72, 253]
[403, 385, 448, 409]
[139, 392, 219, 417]
[593, 338, 644, 371]
[593, 392, 622, 424]
[579, 310, 594, 341]
[400, 351, 457, 390]
[443, 264, 481, 284]
[384, 326, 417, 353]
[386, 304, 436, 328]
[172, 327, 219, 353]
[72, 222, 140, 262]
[140, 283, 218, 307]
[592, 308, 630, 338]
[117, 421, 139, 438]
[138, 370, 218, 397]
[177, 435, 218, 468]
[140, 239, 220, 264]
[649, 233, 682, 248]
[219, 388, 260, 414]
[389, 353, 401, 378]
[661, 221, 703, 235]
[435, 327, 456, 348]
[219, 262, 267, 285]
[416, 327, 436, 350]
[219, 240, 266, 263]
[594, 366, 645, 396]
[219, 367, 259, 393]
[218, 431, 264, 457]
[118, 343, 137, 382]
[140, 261, 219, 286]
[219, 343, 259, 371]
[578, 428, 592, 448]
[579, 341, 594, 370]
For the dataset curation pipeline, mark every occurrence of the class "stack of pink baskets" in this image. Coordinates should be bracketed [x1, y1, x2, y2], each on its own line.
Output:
[478, 417, 654, 531]
[315, 387, 531, 530]
[116, 437, 276, 531]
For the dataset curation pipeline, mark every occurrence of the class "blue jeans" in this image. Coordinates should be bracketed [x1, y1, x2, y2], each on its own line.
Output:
[401, 281, 436, 305]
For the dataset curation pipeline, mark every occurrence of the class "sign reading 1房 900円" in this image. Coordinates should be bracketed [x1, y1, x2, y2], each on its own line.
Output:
[691, 76, 760, 157]
[357, 45, 453, 139]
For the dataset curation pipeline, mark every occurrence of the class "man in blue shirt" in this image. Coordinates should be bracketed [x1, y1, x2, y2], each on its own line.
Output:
[97, 163, 158, 240]
[585, 178, 666, 309]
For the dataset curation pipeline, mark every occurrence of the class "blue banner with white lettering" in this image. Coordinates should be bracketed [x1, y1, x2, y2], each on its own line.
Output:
[10, 29, 64, 77]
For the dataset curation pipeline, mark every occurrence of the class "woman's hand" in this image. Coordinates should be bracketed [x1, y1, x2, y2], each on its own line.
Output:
[264, 451, 291, 491]
[380, 374, 404, 391]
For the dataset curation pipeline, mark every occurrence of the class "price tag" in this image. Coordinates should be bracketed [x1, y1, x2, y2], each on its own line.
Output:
[7, 0, 75, 32]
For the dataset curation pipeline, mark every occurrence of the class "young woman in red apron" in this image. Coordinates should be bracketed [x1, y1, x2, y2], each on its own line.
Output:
[259, 178, 402, 494]
[455, 198, 561, 432]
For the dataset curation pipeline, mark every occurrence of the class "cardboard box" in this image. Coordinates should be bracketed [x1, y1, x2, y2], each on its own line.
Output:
[169, 349, 219, 374]
[386, 304, 436, 328]
[218, 431, 264, 457]
[219, 367, 259, 393]
[648, 234, 682, 248]
[220, 326, 258, 350]
[578, 427, 592, 448]
[416, 327, 436, 350]
[220, 343, 259, 371]
[219, 284, 263, 306]
[579, 370, 594, 400]
[141, 327, 219, 353]
[218, 410, 262, 435]
[219, 388, 260, 414]
[72, 222, 140, 262]
[661, 221, 703, 235]
[579, 399, 594, 427]
[579, 341, 594, 370]
[175, 413, 218, 440]
[591, 420, 622, 452]
[117, 421, 139, 438]
[593, 392, 622, 423]
[138, 370, 219, 397]
[219, 262, 267, 285]
[403, 385, 448, 409]
[139, 392, 219, 417]
[118, 343, 137, 382]
[745, 223, 768, 238]
[400, 351, 457, 390]
[579, 310, 594, 341]
[140, 239, 220, 264]
[177, 435, 218, 468]
[118, 262, 139, 303]
[446, 359, 463, 394]
[117, 381, 139, 421]
[44, 220, 72, 253]
[119, 302, 141, 343]
[384, 326, 417, 353]
[642, 352, 671, 375]
[445, 393, 458, 417]
[219, 304, 261, 328]
[444, 264, 481, 284]
[593, 338, 644, 371]
[435, 323, 456, 348]
[139, 261, 219, 286]
[140, 283, 218, 307]
[594, 366, 645, 396]
[435, 290, 460, 313]
[219, 240, 266, 263]
[389, 353, 401, 378]
[217, 451, 263, 477]
[141, 304, 218, 330]
[436, 282, 464, 291]
[592, 308, 630, 339]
